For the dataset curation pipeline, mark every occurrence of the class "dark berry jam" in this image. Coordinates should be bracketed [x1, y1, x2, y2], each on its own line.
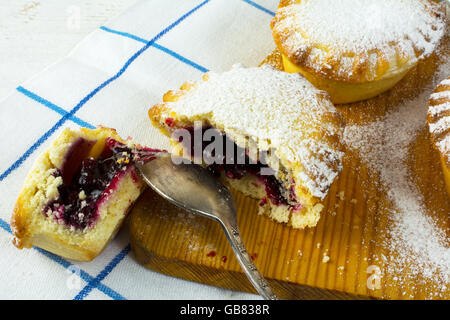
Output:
[165, 117, 176, 128]
[206, 250, 216, 257]
[45, 138, 153, 230]
[175, 126, 292, 206]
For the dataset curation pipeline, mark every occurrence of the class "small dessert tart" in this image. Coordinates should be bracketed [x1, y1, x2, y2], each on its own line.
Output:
[271, 0, 446, 104]
[11, 127, 162, 261]
[427, 76, 450, 196]
[148, 64, 344, 229]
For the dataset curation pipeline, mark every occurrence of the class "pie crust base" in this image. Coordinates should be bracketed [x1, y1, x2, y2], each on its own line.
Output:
[282, 54, 411, 104]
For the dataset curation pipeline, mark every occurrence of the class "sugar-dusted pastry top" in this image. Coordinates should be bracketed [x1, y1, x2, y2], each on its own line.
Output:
[271, 0, 446, 82]
[150, 64, 344, 199]
[428, 76, 450, 165]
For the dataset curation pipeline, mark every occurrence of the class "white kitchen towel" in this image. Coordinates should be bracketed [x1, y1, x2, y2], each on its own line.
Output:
[0, 0, 279, 299]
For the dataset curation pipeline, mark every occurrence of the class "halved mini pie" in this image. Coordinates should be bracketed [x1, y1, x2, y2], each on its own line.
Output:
[149, 64, 344, 229]
[427, 76, 450, 196]
[11, 127, 163, 261]
[271, 0, 446, 103]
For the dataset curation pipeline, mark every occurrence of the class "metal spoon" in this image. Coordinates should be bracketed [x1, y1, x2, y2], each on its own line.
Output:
[135, 156, 279, 300]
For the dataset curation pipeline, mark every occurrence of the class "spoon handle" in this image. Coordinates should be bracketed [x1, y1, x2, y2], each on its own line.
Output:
[220, 220, 279, 300]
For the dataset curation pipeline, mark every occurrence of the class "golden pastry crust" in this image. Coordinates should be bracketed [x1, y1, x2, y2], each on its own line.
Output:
[11, 127, 145, 261]
[149, 64, 344, 228]
[271, 0, 446, 103]
[272, 0, 445, 83]
[427, 76, 450, 195]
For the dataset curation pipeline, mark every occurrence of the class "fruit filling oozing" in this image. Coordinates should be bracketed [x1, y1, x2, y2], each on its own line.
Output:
[44, 137, 160, 229]
[176, 126, 298, 208]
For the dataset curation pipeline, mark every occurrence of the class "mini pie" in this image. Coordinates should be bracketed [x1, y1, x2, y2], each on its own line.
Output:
[427, 76, 450, 196]
[148, 64, 344, 229]
[11, 127, 162, 261]
[271, 0, 446, 104]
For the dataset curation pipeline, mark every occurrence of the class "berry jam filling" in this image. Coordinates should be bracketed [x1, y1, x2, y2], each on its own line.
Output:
[175, 126, 296, 207]
[45, 138, 162, 229]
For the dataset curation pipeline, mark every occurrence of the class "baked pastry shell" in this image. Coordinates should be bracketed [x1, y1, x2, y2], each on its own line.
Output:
[148, 72, 344, 228]
[271, 0, 446, 104]
[11, 127, 144, 261]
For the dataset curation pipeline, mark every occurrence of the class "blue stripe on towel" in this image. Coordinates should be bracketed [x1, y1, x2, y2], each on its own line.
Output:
[74, 244, 131, 300]
[99, 26, 209, 73]
[0, 218, 11, 234]
[36, 247, 127, 300]
[0, 0, 210, 182]
[16, 86, 95, 129]
[240, 0, 275, 16]
[0, 217, 125, 299]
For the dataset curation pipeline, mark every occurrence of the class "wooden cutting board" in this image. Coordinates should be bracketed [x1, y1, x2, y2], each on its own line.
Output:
[127, 38, 450, 300]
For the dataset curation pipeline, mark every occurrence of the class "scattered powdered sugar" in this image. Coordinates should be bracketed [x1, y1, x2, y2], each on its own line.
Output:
[273, 0, 445, 79]
[343, 59, 450, 295]
[165, 64, 343, 198]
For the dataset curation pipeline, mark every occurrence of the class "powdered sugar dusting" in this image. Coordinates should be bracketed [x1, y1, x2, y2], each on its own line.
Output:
[164, 64, 343, 198]
[428, 102, 450, 117]
[343, 57, 450, 296]
[431, 90, 450, 100]
[273, 0, 445, 80]
[428, 76, 450, 159]
[429, 116, 450, 136]
[437, 136, 450, 158]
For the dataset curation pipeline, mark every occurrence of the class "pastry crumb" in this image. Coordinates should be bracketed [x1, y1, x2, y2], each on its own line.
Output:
[78, 190, 86, 200]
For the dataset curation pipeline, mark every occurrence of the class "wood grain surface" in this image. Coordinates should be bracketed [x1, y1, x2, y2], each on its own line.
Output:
[128, 37, 450, 300]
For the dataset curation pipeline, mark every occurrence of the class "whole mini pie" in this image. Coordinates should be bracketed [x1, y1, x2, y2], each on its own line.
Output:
[271, 0, 446, 104]
[11, 127, 163, 261]
[427, 76, 450, 196]
[149, 64, 344, 229]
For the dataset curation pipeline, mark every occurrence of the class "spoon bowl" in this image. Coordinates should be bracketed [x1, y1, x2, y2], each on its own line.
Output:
[136, 156, 278, 300]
